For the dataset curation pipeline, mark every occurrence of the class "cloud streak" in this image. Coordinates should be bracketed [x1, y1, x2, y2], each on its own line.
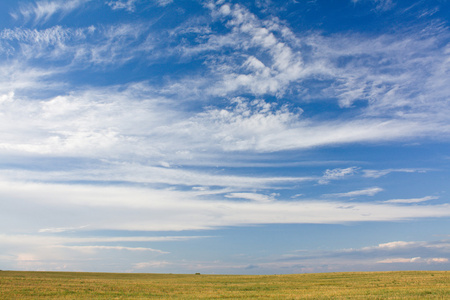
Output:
[1, 180, 449, 233]
[377, 257, 448, 264]
[382, 196, 439, 204]
[2, 83, 447, 169]
[11, 0, 91, 24]
[107, 0, 138, 12]
[362, 168, 426, 178]
[325, 187, 383, 198]
[319, 167, 358, 184]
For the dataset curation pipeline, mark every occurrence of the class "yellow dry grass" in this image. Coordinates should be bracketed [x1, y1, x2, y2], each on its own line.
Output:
[0, 270, 448, 299]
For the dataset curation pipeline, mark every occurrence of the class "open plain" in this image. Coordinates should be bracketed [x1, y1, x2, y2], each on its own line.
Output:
[0, 270, 448, 299]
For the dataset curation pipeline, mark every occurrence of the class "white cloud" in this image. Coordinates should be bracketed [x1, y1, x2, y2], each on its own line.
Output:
[167, 2, 450, 132]
[133, 261, 171, 270]
[1, 0, 449, 275]
[38, 225, 89, 233]
[185, 100, 445, 153]
[319, 167, 358, 184]
[54, 245, 169, 253]
[325, 187, 383, 198]
[362, 240, 450, 252]
[308, 28, 450, 119]
[351, 0, 395, 11]
[198, 238, 449, 274]
[107, 0, 172, 12]
[0, 234, 209, 245]
[0, 25, 97, 64]
[176, 3, 305, 97]
[275, 239, 450, 272]
[1, 26, 75, 45]
[0, 84, 176, 158]
[382, 196, 439, 204]
[374, 0, 395, 11]
[0, 62, 63, 96]
[0, 24, 151, 66]
[0, 233, 211, 271]
[156, 0, 173, 6]
[225, 192, 278, 203]
[0, 163, 313, 191]
[376, 241, 416, 249]
[376, 257, 449, 264]
[0, 233, 176, 272]
[372, 0, 395, 11]
[2, 3, 450, 158]
[107, 0, 138, 12]
[1, 180, 450, 233]
[11, 0, 91, 24]
[363, 168, 425, 178]
[4, 84, 444, 164]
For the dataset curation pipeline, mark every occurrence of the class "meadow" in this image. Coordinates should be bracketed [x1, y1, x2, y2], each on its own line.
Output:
[0, 270, 448, 299]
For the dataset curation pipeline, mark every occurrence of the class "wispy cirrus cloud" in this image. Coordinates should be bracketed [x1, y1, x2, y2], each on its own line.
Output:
[0, 234, 209, 245]
[54, 245, 169, 253]
[351, 0, 395, 12]
[1, 180, 449, 234]
[0, 63, 63, 96]
[38, 225, 89, 233]
[169, 2, 450, 127]
[107, 0, 173, 12]
[3, 83, 445, 166]
[162, 3, 450, 152]
[3, 3, 450, 156]
[325, 187, 383, 198]
[377, 257, 448, 264]
[312, 27, 450, 118]
[363, 168, 426, 178]
[225, 192, 278, 203]
[107, 0, 138, 12]
[0, 23, 151, 66]
[0, 25, 80, 45]
[0, 163, 314, 190]
[197, 2, 305, 97]
[319, 167, 359, 184]
[382, 196, 439, 204]
[11, 0, 92, 24]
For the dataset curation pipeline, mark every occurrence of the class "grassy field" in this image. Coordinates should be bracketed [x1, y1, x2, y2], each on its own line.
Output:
[0, 270, 448, 299]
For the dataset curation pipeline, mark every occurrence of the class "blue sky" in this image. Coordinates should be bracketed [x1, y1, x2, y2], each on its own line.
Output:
[0, 0, 449, 274]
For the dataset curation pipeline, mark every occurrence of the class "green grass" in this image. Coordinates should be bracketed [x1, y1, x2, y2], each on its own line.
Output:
[0, 270, 448, 299]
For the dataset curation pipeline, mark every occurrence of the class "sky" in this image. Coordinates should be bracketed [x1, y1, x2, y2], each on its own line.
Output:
[0, 0, 449, 275]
